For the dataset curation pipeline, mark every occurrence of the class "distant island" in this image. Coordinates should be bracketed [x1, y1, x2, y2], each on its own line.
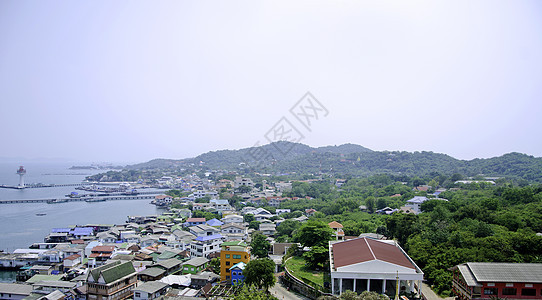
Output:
[70, 164, 124, 170]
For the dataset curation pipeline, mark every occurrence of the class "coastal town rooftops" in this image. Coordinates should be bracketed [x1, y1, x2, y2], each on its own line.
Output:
[185, 218, 206, 223]
[134, 281, 169, 294]
[0, 283, 33, 296]
[32, 280, 77, 289]
[454, 262, 542, 286]
[195, 234, 222, 241]
[157, 258, 183, 270]
[330, 237, 417, 270]
[87, 260, 136, 284]
[184, 257, 209, 267]
[138, 267, 166, 277]
[91, 246, 115, 252]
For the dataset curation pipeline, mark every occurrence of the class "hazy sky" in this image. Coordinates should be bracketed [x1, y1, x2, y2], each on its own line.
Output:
[1, 1, 541, 163]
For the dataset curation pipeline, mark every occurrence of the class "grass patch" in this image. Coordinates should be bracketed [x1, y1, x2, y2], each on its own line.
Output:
[284, 256, 324, 288]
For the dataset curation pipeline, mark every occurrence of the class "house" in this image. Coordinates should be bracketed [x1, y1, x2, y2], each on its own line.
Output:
[404, 196, 429, 214]
[133, 281, 169, 300]
[63, 254, 82, 270]
[375, 207, 398, 215]
[138, 267, 167, 282]
[305, 209, 317, 217]
[31, 281, 77, 296]
[230, 262, 246, 285]
[221, 214, 244, 225]
[451, 262, 542, 300]
[96, 232, 118, 243]
[328, 221, 345, 241]
[221, 224, 246, 235]
[220, 241, 250, 282]
[183, 218, 206, 227]
[88, 246, 116, 267]
[155, 258, 184, 275]
[189, 234, 223, 258]
[182, 257, 209, 275]
[189, 225, 220, 237]
[0, 283, 33, 300]
[86, 260, 138, 300]
[234, 177, 253, 188]
[155, 195, 173, 206]
[206, 218, 224, 227]
[329, 237, 423, 297]
[190, 272, 220, 289]
[209, 199, 231, 211]
[259, 223, 276, 236]
[276, 209, 291, 215]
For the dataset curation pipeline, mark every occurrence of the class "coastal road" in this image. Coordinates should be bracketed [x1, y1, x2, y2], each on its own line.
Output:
[270, 282, 311, 300]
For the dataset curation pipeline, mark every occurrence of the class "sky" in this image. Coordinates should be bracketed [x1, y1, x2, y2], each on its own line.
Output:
[1, 0, 541, 164]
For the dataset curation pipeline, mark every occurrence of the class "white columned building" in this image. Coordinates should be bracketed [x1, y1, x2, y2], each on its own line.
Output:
[329, 237, 424, 297]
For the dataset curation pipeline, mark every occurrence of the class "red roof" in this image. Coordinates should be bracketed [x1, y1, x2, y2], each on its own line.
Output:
[332, 237, 415, 269]
[65, 254, 81, 260]
[91, 246, 115, 253]
[89, 253, 112, 258]
[186, 218, 206, 222]
[71, 239, 85, 244]
[328, 221, 343, 229]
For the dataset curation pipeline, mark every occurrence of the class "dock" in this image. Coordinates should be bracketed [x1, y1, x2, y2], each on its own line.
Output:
[0, 194, 161, 204]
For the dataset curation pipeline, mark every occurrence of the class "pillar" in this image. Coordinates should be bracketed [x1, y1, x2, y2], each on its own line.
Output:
[339, 278, 343, 294]
[353, 278, 357, 293]
[383, 279, 387, 294]
[367, 279, 371, 292]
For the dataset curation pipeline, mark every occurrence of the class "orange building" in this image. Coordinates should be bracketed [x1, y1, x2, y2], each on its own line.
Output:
[220, 241, 250, 281]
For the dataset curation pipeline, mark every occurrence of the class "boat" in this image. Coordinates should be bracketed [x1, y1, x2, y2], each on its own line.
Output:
[35, 213, 46, 216]
[47, 199, 68, 204]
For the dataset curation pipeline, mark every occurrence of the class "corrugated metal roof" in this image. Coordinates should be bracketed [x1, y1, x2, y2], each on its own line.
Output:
[458, 264, 481, 287]
[467, 262, 542, 283]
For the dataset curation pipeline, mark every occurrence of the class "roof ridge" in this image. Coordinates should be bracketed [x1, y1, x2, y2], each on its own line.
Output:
[364, 237, 376, 260]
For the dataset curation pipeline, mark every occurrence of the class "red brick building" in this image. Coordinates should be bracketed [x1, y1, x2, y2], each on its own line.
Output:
[452, 262, 542, 300]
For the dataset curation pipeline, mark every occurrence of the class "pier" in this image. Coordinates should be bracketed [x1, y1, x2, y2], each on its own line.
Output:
[0, 194, 161, 204]
[0, 183, 87, 189]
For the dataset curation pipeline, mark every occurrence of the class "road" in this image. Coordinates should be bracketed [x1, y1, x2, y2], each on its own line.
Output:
[270, 279, 311, 300]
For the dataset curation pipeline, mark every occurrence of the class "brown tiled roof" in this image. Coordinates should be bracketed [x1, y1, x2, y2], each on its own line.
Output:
[65, 254, 81, 260]
[332, 237, 415, 269]
[92, 246, 115, 253]
[328, 221, 343, 229]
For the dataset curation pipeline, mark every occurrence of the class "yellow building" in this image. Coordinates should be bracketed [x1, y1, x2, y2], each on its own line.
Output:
[220, 241, 250, 281]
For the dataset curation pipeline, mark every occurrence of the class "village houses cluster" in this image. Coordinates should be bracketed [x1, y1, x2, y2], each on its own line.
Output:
[1, 175, 541, 300]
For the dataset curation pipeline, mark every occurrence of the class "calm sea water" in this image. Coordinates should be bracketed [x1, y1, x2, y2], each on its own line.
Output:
[0, 162, 166, 252]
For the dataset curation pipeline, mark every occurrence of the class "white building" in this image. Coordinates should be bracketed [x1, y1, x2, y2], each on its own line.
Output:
[189, 234, 223, 258]
[221, 214, 244, 225]
[329, 237, 423, 297]
[133, 281, 169, 300]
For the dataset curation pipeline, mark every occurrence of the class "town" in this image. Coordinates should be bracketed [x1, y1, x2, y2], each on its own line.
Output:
[1, 171, 541, 300]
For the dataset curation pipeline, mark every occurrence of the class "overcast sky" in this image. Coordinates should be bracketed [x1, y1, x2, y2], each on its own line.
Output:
[1, 1, 541, 164]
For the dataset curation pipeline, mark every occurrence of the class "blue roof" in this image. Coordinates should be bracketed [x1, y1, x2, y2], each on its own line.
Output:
[52, 228, 70, 233]
[195, 234, 223, 242]
[206, 219, 224, 226]
[70, 227, 94, 235]
[229, 262, 246, 271]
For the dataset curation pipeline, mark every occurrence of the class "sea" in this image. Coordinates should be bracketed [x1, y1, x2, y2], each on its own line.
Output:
[0, 162, 167, 282]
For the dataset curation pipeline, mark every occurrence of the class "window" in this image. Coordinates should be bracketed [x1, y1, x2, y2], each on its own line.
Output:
[232, 279, 237, 283]
[233, 255, 241, 259]
[135, 292, 141, 297]
[484, 288, 498, 295]
[521, 289, 536, 296]
[226, 261, 230, 266]
[502, 288, 517, 295]
[226, 276, 230, 280]
[225, 254, 230, 258]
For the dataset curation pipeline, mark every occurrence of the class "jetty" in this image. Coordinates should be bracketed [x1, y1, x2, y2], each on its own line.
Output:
[0, 194, 161, 204]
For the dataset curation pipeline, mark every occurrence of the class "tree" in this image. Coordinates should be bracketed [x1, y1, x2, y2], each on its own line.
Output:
[276, 219, 301, 238]
[250, 233, 270, 258]
[209, 257, 220, 274]
[303, 245, 329, 269]
[244, 214, 255, 223]
[293, 220, 333, 248]
[249, 220, 261, 230]
[236, 185, 252, 194]
[243, 258, 276, 291]
[230, 284, 278, 300]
